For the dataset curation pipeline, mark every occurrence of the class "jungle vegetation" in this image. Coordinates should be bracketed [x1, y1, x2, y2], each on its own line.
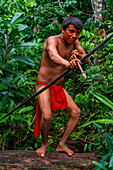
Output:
[0, 0, 113, 169]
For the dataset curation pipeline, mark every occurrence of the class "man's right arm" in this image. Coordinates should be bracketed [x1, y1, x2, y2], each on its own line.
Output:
[46, 37, 81, 69]
[46, 37, 69, 68]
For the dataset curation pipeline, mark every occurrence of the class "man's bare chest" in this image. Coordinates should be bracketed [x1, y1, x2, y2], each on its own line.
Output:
[57, 42, 75, 60]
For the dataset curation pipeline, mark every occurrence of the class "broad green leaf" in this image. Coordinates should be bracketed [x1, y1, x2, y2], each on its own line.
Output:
[16, 42, 38, 47]
[0, 91, 15, 97]
[24, 0, 27, 4]
[100, 153, 109, 163]
[79, 119, 113, 128]
[82, 29, 85, 35]
[0, 46, 5, 56]
[14, 56, 35, 66]
[104, 134, 113, 151]
[11, 18, 25, 26]
[10, 12, 23, 25]
[9, 29, 19, 41]
[0, 31, 5, 39]
[11, 89, 26, 97]
[8, 59, 17, 63]
[1, 77, 13, 85]
[0, 70, 3, 74]
[1, 93, 9, 112]
[92, 161, 108, 170]
[8, 48, 16, 57]
[93, 122, 102, 128]
[23, 81, 36, 86]
[84, 143, 88, 152]
[7, 100, 15, 113]
[14, 115, 27, 122]
[9, 70, 24, 81]
[8, 56, 35, 66]
[88, 143, 92, 151]
[18, 106, 34, 114]
[93, 92, 113, 110]
[0, 31, 7, 46]
[109, 156, 113, 168]
[0, 0, 3, 5]
[18, 25, 28, 31]
[12, 77, 20, 84]
[0, 113, 9, 123]
[7, 70, 24, 81]
[0, 83, 8, 90]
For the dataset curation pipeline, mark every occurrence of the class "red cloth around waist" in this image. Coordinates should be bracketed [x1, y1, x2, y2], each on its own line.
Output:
[33, 82, 68, 137]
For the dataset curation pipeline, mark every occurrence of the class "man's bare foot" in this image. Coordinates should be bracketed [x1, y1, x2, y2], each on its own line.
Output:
[56, 144, 74, 156]
[36, 144, 48, 157]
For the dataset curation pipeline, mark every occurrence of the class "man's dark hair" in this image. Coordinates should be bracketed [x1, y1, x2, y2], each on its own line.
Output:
[62, 16, 83, 30]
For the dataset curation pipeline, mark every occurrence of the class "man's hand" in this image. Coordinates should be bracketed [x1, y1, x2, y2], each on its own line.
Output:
[67, 57, 81, 69]
[66, 50, 80, 69]
[70, 50, 79, 60]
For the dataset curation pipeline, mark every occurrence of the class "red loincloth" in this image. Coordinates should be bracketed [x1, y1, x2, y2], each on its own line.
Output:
[33, 82, 68, 137]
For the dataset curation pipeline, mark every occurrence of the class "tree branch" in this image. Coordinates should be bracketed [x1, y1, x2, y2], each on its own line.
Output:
[72, 6, 101, 21]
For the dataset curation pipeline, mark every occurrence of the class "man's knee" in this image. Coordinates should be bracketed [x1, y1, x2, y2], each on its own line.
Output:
[42, 114, 52, 123]
[71, 107, 81, 119]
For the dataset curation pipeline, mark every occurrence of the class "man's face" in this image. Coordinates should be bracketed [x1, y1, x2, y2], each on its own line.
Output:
[61, 24, 80, 44]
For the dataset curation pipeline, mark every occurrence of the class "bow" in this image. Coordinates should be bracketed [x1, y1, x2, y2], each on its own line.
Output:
[0, 33, 113, 121]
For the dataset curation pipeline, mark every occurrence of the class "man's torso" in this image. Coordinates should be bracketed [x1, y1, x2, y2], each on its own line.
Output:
[37, 34, 76, 85]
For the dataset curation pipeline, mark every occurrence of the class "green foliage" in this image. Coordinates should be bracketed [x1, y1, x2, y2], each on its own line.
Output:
[93, 133, 113, 170]
[92, 92, 113, 110]
[0, 11, 39, 113]
[0, 0, 113, 160]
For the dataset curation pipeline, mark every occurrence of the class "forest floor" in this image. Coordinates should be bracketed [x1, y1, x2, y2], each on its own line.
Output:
[0, 140, 100, 170]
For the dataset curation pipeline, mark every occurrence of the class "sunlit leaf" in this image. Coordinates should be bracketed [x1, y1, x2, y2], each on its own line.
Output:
[93, 92, 113, 110]
[79, 119, 113, 128]
[104, 134, 113, 151]
[10, 12, 23, 25]
[7, 70, 25, 81]
[18, 106, 34, 114]
[9, 56, 35, 66]
[92, 161, 108, 170]
[8, 48, 16, 57]
[18, 24, 28, 31]
[16, 42, 38, 47]
[15, 56, 35, 66]
[11, 18, 25, 26]
[1, 77, 13, 85]
[109, 156, 113, 168]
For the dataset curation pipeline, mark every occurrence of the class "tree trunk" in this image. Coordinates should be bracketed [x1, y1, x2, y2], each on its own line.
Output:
[91, 0, 106, 65]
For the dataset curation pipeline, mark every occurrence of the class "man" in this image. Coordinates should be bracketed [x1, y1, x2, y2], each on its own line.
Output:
[34, 16, 90, 157]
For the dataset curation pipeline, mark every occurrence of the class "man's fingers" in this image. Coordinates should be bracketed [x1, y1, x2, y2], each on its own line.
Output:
[69, 54, 75, 60]
[69, 60, 77, 69]
[75, 58, 81, 63]
[71, 50, 79, 56]
[68, 58, 81, 69]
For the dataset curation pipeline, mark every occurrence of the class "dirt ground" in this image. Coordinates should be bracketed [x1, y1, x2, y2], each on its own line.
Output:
[0, 147, 99, 170]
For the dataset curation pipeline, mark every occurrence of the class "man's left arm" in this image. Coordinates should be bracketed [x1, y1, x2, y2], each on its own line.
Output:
[73, 39, 90, 64]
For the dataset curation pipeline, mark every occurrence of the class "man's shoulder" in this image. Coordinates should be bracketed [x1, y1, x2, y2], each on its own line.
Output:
[47, 35, 60, 39]
[45, 35, 60, 46]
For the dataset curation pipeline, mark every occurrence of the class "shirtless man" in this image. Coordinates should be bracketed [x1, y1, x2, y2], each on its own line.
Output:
[34, 16, 90, 157]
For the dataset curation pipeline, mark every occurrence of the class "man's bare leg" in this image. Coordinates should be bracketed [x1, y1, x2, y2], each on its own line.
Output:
[36, 119, 50, 157]
[56, 89, 81, 156]
[35, 85, 52, 157]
